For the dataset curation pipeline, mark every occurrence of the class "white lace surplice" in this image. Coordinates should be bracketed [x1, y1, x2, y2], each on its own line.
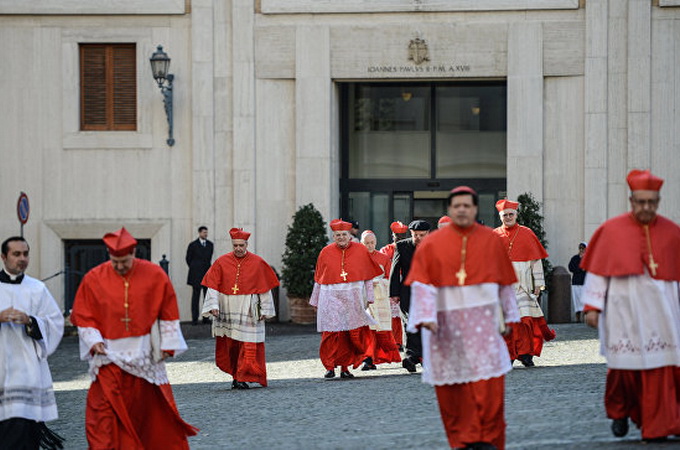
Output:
[583, 270, 680, 370]
[408, 282, 519, 386]
[512, 260, 545, 318]
[201, 289, 275, 343]
[78, 320, 187, 385]
[0, 276, 64, 422]
[310, 280, 376, 332]
[368, 277, 392, 331]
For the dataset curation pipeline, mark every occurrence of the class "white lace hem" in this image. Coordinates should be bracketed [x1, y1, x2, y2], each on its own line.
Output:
[77, 325, 187, 385]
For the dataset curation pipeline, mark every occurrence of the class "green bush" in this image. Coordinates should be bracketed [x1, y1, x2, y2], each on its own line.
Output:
[517, 192, 553, 290]
[281, 204, 328, 298]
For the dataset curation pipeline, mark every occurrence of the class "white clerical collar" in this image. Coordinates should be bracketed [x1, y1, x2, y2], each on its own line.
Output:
[2, 268, 21, 281]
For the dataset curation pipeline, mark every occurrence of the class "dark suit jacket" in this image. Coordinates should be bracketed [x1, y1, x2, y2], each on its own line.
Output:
[389, 238, 416, 314]
[185, 239, 214, 286]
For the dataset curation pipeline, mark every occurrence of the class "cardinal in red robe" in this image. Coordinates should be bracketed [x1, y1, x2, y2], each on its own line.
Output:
[70, 227, 198, 449]
[310, 220, 383, 379]
[379, 220, 409, 348]
[201, 228, 279, 389]
[406, 186, 519, 449]
[581, 169, 680, 441]
[359, 230, 401, 370]
[493, 199, 555, 367]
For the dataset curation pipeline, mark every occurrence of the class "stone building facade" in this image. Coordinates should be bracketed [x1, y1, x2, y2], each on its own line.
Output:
[1, 0, 679, 319]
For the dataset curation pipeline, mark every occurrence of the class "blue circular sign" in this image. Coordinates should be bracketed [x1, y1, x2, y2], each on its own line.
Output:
[17, 192, 30, 224]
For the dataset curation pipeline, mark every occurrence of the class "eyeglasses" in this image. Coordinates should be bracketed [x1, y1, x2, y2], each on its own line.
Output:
[631, 198, 659, 207]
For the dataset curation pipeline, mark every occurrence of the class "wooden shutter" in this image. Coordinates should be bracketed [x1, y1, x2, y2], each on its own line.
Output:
[80, 44, 137, 131]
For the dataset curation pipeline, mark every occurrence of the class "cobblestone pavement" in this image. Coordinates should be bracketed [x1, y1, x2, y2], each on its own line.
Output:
[49, 323, 679, 449]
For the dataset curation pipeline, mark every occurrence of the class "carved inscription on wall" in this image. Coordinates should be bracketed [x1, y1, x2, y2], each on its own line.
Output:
[366, 64, 472, 74]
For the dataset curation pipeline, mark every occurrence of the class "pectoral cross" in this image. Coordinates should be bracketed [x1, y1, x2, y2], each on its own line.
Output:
[232, 284, 239, 295]
[340, 270, 348, 282]
[455, 267, 467, 286]
[121, 315, 132, 330]
[643, 225, 659, 277]
[648, 256, 659, 277]
[451, 232, 471, 286]
[121, 279, 131, 331]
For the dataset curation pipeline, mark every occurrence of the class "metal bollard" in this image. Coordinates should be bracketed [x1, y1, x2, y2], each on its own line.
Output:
[548, 266, 572, 323]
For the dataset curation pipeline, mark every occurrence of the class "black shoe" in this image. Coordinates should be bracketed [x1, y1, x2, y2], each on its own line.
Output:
[611, 418, 629, 437]
[232, 380, 250, 390]
[361, 363, 377, 371]
[402, 357, 417, 373]
[468, 443, 497, 450]
[202, 318, 211, 324]
[519, 354, 535, 367]
[398, 345, 404, 352]
[324, 370, 335, 379]
[340, 371, 355, 379]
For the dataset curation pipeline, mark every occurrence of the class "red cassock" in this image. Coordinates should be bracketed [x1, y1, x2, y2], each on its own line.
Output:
[492, 224, 548, 263]
[70, 259, 198, 449]
[379, 243, 404, 345]
[407, 223, 517, 287]
[314, 241, 383, 285]
[201, 252, 279, 386]
[405, 223, 517, 450]
[581, 213, 680, 439]
[493, 224, 552, 360]
[379, 242, 395, 261]
[364, 250, 400, 365]
[314, 242, 383, 371]
[581, 213, 680, 280]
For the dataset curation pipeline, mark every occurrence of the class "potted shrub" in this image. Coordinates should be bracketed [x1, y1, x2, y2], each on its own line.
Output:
[281, 203, 328, 324]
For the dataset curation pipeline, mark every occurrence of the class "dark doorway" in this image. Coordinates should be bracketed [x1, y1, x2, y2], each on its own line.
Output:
[340, 81, 507, 247]
[63, 239, 151, 313]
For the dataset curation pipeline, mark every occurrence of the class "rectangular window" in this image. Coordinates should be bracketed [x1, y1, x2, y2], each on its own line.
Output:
[348, 84, 431, 179]
[80, 43, 137, 131]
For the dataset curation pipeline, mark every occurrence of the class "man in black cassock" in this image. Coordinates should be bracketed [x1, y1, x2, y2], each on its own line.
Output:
[389, 219, 431, 372]
[185, 226, 214, 325]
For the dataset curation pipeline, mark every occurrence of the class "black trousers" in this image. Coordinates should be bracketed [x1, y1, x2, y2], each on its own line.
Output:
[191, 285, 208, 323]
[405, 328, 423, 361]
[399, 293, 423, 361]
[0, 418, 40, 450]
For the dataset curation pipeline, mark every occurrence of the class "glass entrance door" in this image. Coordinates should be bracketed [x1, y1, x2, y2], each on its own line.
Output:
[345, 188, 504, 249]
[340, 80, 507, 247]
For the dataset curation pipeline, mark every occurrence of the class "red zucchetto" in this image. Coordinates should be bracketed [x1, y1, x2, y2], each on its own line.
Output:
[451, 186, 478, 196]
[103, 227, 137, 256]
[626, 169, 664, 192]
[495, 199, 520, 212]
[229, 228, 251, 240]
[330, 219, 352, 231]
[438, 216, 452, 225]
[390, 221, 408, 234]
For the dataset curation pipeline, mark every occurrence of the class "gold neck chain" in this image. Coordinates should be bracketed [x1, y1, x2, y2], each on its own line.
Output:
[340, 249, 348, 281]
[643, 225, 659, 276]
[121, 277, 131, 331]
[451, 225, 476, 286]
[506, 226, 520, 256]
[232, 258, 243, 294]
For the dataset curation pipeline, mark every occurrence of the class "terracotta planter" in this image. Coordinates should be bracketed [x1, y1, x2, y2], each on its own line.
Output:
[289, 296, 316, 325]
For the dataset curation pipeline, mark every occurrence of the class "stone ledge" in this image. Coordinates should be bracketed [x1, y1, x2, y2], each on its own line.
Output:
[0, 0, 186, 15]
[261, 0, 579, 15]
